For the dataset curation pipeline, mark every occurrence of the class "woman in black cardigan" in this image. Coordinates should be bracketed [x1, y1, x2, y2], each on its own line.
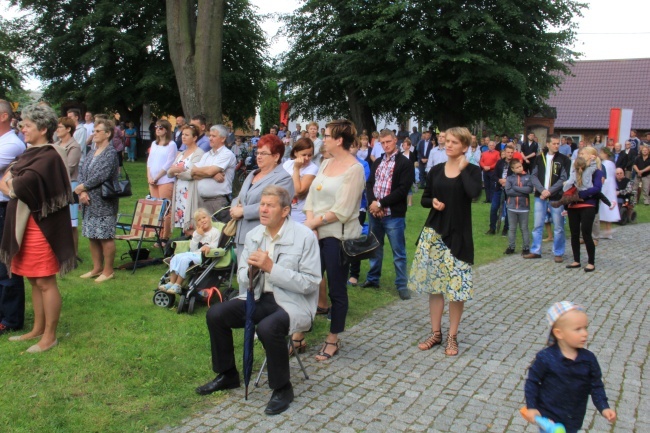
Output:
[408, 127, 482, 356]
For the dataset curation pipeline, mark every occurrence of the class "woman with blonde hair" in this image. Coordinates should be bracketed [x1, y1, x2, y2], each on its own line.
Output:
[565, 146, 604, 272]
[408, 127, 482, 356]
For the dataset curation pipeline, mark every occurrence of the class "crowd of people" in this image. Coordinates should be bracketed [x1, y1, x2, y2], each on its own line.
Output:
[0, 101, 639, 426]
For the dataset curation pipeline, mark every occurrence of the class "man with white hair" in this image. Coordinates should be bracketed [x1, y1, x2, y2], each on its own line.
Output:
[192, 124, 237, 214]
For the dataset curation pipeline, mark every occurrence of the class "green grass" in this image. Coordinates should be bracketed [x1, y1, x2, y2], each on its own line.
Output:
[1, 162, 647, 432]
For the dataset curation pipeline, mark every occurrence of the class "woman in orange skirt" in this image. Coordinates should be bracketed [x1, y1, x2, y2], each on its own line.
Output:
[0, 103, 75, 353]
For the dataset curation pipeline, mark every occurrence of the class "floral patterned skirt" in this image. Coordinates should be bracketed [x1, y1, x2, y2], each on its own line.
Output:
[408, 227, 473, 301]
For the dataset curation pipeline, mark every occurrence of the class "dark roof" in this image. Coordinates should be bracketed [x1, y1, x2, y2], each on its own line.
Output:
[546, 58, 650, 130]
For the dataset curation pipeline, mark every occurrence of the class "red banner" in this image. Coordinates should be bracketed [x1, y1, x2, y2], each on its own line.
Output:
[280, 102, 290, 127]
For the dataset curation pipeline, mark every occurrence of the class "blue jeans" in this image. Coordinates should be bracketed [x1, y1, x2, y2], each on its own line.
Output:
[489, 189, 509, 232]
[366, 215, 407, 290]
[484, 171, 495, 202]
[530, 197, 565, 256]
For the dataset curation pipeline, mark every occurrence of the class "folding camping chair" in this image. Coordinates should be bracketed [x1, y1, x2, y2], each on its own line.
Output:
[115, 197, 170, 273]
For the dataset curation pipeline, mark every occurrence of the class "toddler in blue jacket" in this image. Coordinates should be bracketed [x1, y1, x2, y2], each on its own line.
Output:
[524, 301, 616, 433]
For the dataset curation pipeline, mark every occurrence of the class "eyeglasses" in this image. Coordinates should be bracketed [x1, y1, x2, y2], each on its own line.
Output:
[257, 152, 273, 157]
[156, 125, 166, 130]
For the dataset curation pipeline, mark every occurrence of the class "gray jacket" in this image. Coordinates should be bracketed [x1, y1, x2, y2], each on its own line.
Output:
[231, 164, 294, 254]
[505, 173, 533, 211]
[237, 218, 321, 335]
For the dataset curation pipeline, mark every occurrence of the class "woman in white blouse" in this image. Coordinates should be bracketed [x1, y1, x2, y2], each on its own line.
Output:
[147, 119, 177, 243]
[303, 119, 365, 361]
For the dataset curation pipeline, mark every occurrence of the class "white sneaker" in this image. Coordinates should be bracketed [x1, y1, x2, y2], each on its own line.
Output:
[166, 284, 182, 295]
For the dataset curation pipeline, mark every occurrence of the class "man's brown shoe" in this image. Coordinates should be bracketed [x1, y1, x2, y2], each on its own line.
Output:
[554, 256, 564, 263]
[523, 253, 541, 259]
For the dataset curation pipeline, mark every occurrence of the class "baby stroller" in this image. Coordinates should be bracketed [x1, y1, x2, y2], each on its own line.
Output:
[618, 197, 637, 225]
[152, 207, 238, 314]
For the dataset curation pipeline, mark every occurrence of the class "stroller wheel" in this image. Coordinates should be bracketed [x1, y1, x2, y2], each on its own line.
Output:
[620, 211, 628, 225]
[188, 296, 196, 314]
[153, 291, 175, 308]
[177, 295, 186, 314]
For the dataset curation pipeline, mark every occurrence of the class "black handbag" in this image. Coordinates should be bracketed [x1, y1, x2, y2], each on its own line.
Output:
[101, 167, 132, 199]
[340, 223, 380, 263]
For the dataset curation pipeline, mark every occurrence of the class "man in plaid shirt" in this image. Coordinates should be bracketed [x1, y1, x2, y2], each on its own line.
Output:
[363, 129, 415, 300]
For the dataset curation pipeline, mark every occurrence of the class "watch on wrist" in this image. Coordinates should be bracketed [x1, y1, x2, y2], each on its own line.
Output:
[376, 201, 382, 209]
[320, 214, 329, 225]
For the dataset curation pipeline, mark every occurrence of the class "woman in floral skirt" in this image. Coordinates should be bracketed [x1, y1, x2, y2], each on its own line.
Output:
[408, 127, 482, 356]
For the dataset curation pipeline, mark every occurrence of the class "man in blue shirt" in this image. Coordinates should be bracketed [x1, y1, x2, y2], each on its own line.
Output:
[0, 100, 26, 336]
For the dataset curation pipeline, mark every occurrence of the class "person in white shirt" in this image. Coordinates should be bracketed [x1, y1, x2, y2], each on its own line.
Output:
[466, 135, 482, 166]
[67, 109, 87, 162]
[0, 99, 26, 335]
[192, 124, 237, 215]
[306, 121, 323, 166]
[83, 111, 94, 147]
[425, 131, 449, 172]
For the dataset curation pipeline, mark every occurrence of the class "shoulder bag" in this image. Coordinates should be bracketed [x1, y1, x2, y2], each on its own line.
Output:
[101, 165, 132, 199]
[340, 223, 380, 263]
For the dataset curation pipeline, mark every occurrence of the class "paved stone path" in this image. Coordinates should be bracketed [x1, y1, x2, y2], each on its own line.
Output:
[160, 223, 649, 433]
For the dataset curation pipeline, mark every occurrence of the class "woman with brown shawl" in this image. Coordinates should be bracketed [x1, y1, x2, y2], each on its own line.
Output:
[0, 103, 74, 353]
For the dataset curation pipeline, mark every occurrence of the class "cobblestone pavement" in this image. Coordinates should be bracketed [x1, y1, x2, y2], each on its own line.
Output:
[160, 223, 649, 433]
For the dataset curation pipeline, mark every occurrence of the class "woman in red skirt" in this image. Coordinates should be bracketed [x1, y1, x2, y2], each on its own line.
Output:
[0, 103, 75, 353]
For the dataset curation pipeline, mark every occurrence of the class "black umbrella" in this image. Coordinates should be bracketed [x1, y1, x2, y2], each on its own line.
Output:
[243, 265, 259, 400]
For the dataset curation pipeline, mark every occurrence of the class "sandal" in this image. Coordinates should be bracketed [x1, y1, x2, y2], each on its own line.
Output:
[288, 338, 307, 356]
[316, 306, 330, 315]
[445, 334, 459, 356]
[315, 340, 339, 362]
[418, 330, 443, 351]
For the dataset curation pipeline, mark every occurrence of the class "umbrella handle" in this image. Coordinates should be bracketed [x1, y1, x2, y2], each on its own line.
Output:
[248, 265, 260, 291]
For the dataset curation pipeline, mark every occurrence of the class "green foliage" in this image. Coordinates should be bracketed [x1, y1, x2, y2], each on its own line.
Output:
[0, 17, 23, 100]
[281, 0, 585, 129]
[222, 0, 268, 129]
[259, 79, 280, 135]
[9, 0, 267, 128]
[10, 0, 176, 119]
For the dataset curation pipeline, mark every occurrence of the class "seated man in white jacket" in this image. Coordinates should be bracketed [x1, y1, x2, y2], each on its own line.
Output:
[196, 185, 321, 415]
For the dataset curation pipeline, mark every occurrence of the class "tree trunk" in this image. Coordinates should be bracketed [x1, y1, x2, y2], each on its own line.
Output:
[166, 0, 224, 124]
[345, 86, 376, 134]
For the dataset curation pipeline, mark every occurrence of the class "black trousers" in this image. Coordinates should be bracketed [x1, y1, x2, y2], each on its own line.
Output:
[320, 237, 350, 334]
[568, 207, 597, 265]
[206, 293, 290, 390]
[0, 203, 25, 329]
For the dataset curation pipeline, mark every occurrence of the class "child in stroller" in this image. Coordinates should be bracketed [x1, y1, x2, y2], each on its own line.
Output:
[152, 206, 237, 313]
[160, 208, 220, 295]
